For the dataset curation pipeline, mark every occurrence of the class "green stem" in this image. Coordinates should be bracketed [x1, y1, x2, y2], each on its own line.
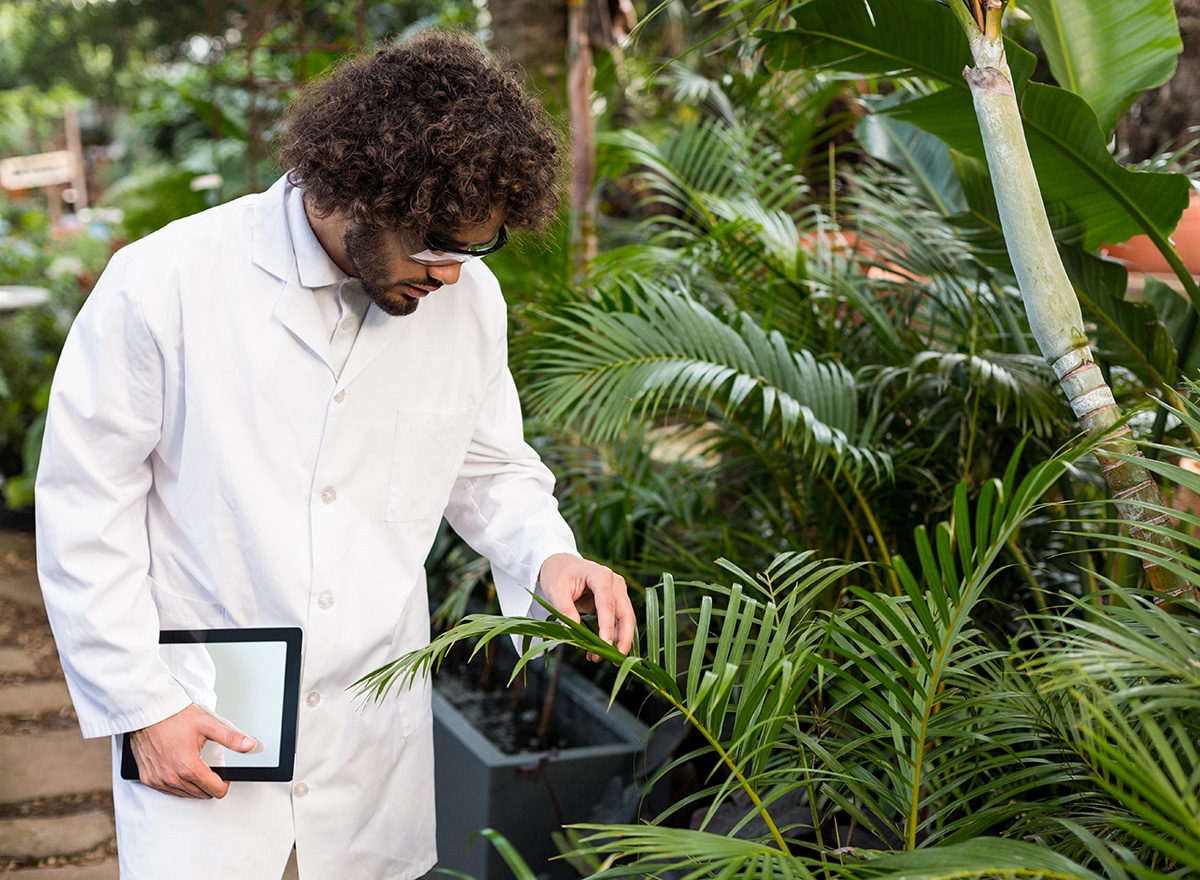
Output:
[1056, 475, 1101, 603]
[1005, 535, 1050, 619]
[670, 699, 792, 854]
[1150, 307, 1200, 455]
[818, 471, 873, 563]
[842, 471, 903, 594]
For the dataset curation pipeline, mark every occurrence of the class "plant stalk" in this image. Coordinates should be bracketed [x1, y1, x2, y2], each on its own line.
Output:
[956, 1, 1197, 600]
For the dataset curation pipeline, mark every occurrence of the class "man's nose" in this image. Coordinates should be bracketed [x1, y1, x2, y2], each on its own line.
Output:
[427, 262, 463, 286]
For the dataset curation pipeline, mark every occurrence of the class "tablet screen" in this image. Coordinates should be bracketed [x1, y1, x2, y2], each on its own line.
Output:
[120, 627, 303, 782]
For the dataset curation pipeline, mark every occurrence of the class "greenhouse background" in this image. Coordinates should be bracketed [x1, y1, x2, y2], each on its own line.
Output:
[1, 1, 1199, 878]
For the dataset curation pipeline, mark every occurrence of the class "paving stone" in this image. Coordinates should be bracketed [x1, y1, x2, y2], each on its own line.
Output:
[0, 811, 114, 860]
[4, 862, 118, 880]
[0, 530, 35, 560]
[0, 647, 37, 675]
[0, 732, 110, 804]
[0, 569, 43, 608]
[0, 682, 72, 717]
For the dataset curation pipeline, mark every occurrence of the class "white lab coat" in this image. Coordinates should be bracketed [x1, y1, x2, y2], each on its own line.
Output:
[34, 175, 578, 879]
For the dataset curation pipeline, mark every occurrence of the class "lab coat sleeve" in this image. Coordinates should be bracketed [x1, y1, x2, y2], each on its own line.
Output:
[34, 247, 192, 739]
[443, 329, 579, 620]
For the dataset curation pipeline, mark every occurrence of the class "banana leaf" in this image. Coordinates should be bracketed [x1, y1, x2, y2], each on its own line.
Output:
[1019, 0, 1181, 134]
[760, 0, 1191, 262]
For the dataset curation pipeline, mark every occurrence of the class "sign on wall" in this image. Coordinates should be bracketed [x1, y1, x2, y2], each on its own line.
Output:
[0, 150, 75, 190]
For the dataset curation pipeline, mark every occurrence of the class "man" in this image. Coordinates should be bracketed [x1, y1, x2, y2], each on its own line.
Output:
[35, 30, 634, 880]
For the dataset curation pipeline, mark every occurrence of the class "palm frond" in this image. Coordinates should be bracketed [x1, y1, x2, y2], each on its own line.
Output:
[596, 119, 812, 306]
[810, 444, 1088, 848]
[1025, 588, 1200, 876]
[599, 120, 803, 223]
[846, 837, 1107, 879]
[907, 349, 1068, 438]
[525, 278, 890, 479]
[570, 824, 823, 880]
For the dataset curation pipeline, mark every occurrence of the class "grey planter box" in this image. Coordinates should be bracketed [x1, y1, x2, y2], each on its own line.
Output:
[425, 659, 649, 880]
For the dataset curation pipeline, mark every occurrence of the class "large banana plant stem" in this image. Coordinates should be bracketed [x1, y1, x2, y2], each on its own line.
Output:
[950, 0, 1195, 599]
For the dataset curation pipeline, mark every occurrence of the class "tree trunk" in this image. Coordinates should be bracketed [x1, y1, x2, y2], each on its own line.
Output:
[489, 0, 633, 281]
[488, 0, 571, 111]
[952, 0, 1198, 600]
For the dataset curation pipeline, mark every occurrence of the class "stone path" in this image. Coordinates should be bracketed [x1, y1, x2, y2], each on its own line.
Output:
[0, 530, 118, 877]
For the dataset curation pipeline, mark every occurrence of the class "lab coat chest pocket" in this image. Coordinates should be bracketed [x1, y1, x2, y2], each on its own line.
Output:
[385, 408, 476, 523]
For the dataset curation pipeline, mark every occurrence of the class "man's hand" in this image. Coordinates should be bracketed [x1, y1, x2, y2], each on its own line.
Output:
[128, 703, 257, 799]
[538, 554, 635, 661]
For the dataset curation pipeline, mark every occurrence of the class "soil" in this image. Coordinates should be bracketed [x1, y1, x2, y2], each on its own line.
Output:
[433, 655, 584, 754]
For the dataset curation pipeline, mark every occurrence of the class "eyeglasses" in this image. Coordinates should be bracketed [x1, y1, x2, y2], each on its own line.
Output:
[409, 225, 508, 264]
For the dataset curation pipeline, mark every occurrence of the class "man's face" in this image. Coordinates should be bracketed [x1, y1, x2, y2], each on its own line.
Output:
[341, 212, 506, 317]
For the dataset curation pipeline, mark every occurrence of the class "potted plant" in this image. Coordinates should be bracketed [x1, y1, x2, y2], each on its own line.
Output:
[415, 526, 652, 880]
[424, 641, 649, 880]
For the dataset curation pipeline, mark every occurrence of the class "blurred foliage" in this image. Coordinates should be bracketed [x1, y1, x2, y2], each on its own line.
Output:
[0, 192, 115, 509]
[0, 0, 475, 103]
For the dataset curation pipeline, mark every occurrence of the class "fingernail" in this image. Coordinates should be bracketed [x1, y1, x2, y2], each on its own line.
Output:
[239, 735, 255, 750]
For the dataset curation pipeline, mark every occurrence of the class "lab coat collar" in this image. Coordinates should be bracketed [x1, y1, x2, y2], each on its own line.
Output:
[252, 174, 411, 390]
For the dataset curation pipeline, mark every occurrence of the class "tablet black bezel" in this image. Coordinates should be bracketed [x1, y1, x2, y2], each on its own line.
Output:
[120, 626, 303, 783]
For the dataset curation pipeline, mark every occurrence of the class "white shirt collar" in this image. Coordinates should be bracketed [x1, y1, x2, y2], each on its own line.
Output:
[283, 178, 349, 290]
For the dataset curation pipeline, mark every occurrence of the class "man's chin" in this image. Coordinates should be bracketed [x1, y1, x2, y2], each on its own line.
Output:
[364, 286, 420, 317]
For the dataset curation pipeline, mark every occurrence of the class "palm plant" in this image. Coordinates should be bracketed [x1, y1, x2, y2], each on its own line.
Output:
[758, 0, 1197, 597]
[364, 6, 1200, 876]
[359, 396, 1200, 878]
[513, 70, 1084, 600]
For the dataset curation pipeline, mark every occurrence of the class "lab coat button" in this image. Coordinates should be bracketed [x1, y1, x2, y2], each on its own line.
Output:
[306, 691, 321, 707]
[341, 317, 357, 331]
[317, 591, 334, 610]
[293, 782, 309, 797]
[320, 487, 337, 504]
[333, 390, 346, 403]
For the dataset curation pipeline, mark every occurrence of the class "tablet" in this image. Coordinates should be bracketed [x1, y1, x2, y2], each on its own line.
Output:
[120, 627, 303, 782]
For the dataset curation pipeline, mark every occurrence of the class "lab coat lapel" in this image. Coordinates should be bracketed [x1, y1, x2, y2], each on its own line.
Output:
[252, 177, 334, 370]
[272, 271, 332, 368]
[336, 303, 410, 390]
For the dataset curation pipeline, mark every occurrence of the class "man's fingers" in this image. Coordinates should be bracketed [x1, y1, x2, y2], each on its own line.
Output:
[135, 748, 229, 799]
[591, 568, 631, 656]
[200, 717, 257, 754]
[538, 553, 637, 660]
[614, 589, 636, 654]
[129, 704, 241, 799]
[155, 763, 224, 799]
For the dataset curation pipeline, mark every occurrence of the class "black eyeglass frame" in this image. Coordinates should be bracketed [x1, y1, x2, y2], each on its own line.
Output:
[421, 224, 508, 259]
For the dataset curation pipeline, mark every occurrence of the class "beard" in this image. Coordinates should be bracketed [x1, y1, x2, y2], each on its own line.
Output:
[342, 224, 440, 317]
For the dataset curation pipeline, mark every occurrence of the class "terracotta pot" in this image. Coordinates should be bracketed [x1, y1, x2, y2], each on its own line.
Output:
[1102, 189, 1200, 275]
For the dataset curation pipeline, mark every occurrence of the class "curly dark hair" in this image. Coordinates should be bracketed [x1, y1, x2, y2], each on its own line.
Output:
[279, 30, 563, 236]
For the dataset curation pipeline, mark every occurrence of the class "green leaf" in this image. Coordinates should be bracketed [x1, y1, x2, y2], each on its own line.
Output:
[892, 82, 1190, 252]
[1058, 245, 1177, 387]
[862, 836, 1106, 879]
[761, 0, 973, 83]
[760, 0, 1193, 254]
[1018, 84, 1190, 252]
[1143, 275, 1200, 377]
[476, 829, 540, 880]
[525, 280, 890, 479]
[857, 107, 966, 215]
[1019, 0, 1182, 134]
